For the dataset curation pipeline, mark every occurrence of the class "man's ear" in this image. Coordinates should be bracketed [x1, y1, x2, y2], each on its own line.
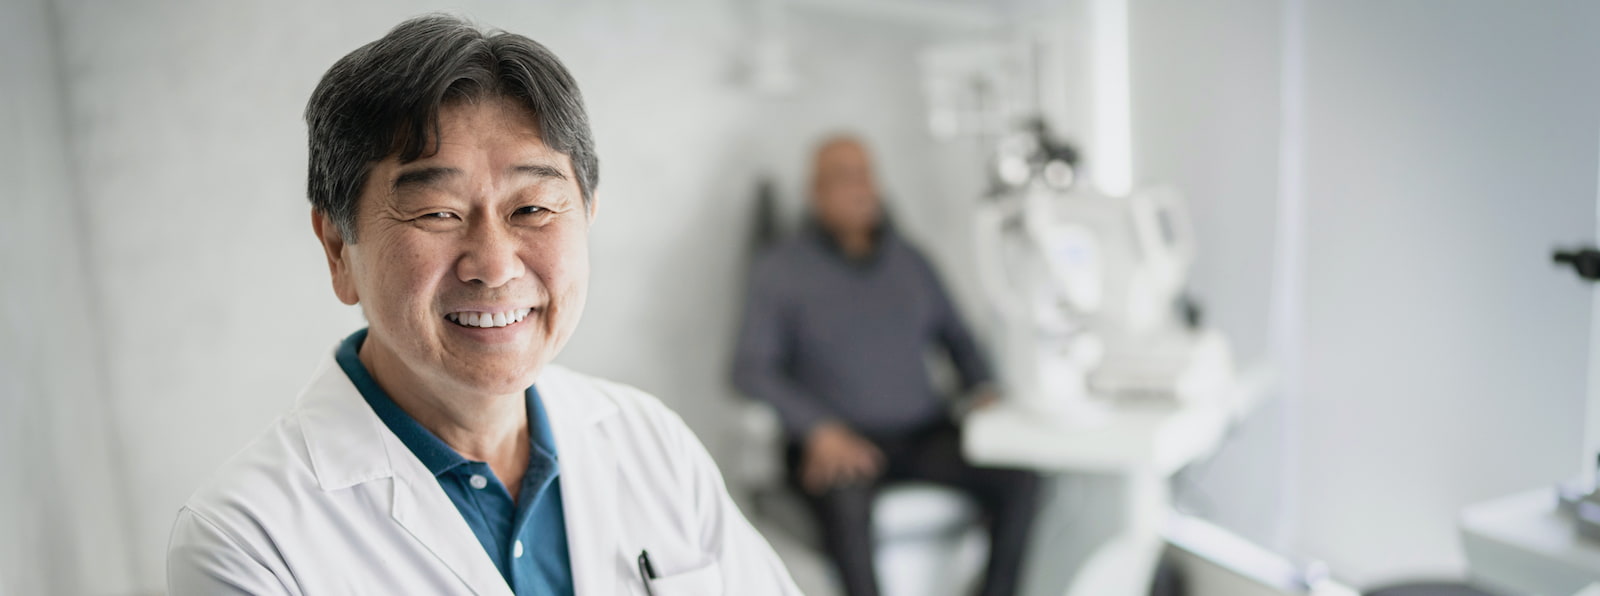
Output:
[311, 210, 360, 306]
[586, 192, 600, 223]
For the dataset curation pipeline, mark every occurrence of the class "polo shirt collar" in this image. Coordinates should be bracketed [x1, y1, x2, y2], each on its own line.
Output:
[333, 328, 558, 477]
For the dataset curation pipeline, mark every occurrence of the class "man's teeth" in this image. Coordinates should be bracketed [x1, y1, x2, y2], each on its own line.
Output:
[445, 308, 533, 328]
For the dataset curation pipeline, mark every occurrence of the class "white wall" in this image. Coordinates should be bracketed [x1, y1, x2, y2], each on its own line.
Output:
[38, 0, 948, 592]
[0, 0, 139, 593]
[1132, 0, 1600, 587]
[1296, 1, 1600, 584]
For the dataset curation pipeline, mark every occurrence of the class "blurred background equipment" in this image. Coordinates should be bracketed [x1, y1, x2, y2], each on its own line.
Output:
[1556, 248, 1600, 282]
[1454, 247, 1600, 596]
[921, 21, 1280, 593]
[961, 115, 1268, 596]
[974, 118, 1236, 427]
[1160, 512, 1360, 596]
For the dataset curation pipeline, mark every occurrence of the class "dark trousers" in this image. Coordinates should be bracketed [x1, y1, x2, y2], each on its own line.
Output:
[786, 419, 1041, 596]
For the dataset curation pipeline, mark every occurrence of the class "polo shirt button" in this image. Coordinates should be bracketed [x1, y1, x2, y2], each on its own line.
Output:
[514, 540, 524, 558]
[469, 474, 488, 490]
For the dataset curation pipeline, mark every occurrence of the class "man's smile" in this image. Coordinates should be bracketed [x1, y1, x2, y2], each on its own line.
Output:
[444, 307, 534, 329]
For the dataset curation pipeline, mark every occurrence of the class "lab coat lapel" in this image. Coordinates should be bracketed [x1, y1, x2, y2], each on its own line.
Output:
[538, 366, 621, 596]
[298, 354, 512, 596]
[389, 447, 514, 596]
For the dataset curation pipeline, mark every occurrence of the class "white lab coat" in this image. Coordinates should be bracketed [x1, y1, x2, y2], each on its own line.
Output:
[167, 352, 801, 595]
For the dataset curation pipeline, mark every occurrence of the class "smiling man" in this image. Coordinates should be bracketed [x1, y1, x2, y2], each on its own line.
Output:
[166, 15, 799, 596]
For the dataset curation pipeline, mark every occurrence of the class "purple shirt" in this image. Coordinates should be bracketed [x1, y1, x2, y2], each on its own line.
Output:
[733, 226, 993, 438]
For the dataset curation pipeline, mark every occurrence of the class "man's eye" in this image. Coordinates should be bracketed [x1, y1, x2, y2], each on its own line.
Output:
[515, 206, 548, 216]
[420, 212, 456, 220]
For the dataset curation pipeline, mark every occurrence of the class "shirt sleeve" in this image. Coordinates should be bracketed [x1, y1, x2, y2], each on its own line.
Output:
[731, 257, 836, 438]
[915, 250, 995, 392]
[167, 507, 296, 596]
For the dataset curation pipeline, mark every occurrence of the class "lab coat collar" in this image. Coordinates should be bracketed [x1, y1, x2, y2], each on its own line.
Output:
[296, 353, 398, 492]
[532, 364, 622, 596]
[295, 353, 619, 492]
[535, 364, 619, 429]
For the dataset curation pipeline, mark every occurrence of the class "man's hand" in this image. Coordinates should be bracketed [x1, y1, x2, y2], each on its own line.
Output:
[970, 387, 1001, 411]
[800, 421, 884, 495]
[954, 386, 1002, 420]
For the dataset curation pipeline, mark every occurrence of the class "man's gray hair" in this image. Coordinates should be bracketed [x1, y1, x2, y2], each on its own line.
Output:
[305, 13, 598, 241]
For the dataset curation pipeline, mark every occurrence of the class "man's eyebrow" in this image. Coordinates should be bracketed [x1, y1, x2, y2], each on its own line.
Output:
[512, 163, 567, 180]
[392, 166, 460, 191]
[391, 164, 565, 193]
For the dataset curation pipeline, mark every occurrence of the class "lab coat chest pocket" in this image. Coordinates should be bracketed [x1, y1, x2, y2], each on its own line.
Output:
[621, 502, 722, 595]
[625, 535, 724, 596]
[647, 560, 723, 596]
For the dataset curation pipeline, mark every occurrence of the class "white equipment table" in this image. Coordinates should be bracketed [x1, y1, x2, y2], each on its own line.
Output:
[1461, 488, 1600, 595]
[962, 366, 1272, 596]
[963, 393, 1235, 476]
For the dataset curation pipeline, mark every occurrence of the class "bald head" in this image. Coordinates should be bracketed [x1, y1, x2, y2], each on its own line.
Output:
[810, 135, 882, 238]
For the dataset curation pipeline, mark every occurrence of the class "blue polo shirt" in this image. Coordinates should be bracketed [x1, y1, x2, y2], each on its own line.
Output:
[336, 329, 574, 595]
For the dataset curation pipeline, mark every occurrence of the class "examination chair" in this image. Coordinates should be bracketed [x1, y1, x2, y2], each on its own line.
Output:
[732, 400, 989, 596]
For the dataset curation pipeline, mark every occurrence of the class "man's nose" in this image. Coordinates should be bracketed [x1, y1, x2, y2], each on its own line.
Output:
[456, 219, 526, 288]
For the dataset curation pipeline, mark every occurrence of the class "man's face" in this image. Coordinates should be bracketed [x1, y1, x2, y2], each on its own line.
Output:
[811, 139, 882, 235]
[317, 97, 591, 397]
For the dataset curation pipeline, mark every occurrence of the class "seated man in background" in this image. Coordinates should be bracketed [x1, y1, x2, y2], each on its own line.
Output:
[733, 135, 1041, 596]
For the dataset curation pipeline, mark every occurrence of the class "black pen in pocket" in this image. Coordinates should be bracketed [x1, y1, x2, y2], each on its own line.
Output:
[637, 550, 658, 596]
